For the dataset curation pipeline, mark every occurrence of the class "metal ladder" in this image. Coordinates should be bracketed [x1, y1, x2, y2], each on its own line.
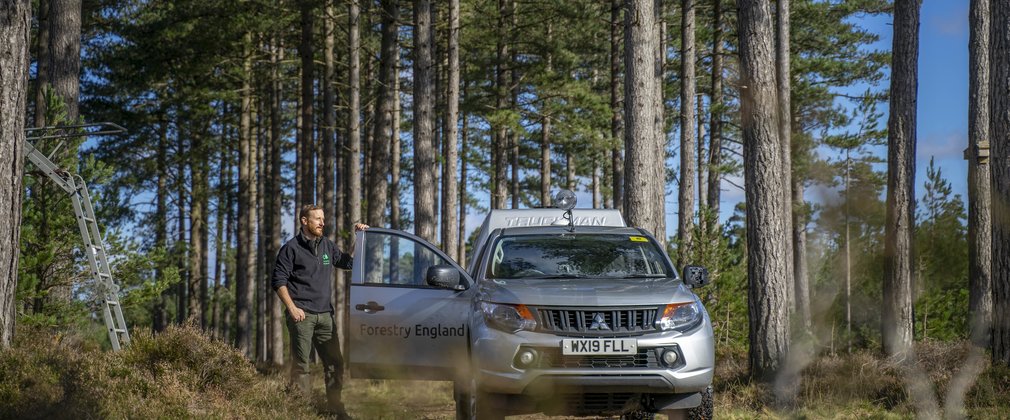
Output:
[24, 123, 131, 351]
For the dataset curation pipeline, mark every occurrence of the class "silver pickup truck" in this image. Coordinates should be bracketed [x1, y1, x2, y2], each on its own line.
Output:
[348, 196, 714, 419]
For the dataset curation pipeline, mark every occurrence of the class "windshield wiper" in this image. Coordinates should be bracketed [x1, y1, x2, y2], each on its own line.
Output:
[522, 273, 589, 279]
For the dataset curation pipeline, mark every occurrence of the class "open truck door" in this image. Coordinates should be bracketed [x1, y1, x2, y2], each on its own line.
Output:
[348, 228, 472, 380]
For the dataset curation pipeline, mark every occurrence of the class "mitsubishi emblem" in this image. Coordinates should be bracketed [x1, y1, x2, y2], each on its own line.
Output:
[589, 312, 610, 330]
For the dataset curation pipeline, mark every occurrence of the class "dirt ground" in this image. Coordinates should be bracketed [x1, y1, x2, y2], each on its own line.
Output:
[341, 378, 680, 420]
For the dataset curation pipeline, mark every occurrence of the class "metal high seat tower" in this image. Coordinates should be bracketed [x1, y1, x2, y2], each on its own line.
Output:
[24, 123, 130, 351]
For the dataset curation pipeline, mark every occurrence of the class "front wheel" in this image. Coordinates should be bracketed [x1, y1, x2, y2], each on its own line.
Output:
[660, 386, 713, 420]
[455, 377, 503, 420]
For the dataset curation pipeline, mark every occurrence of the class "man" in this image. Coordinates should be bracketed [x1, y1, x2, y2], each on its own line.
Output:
[272, 204, 368, 418]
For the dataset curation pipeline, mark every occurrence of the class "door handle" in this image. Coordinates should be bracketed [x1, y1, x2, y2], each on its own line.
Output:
[354, 301, 385, 313]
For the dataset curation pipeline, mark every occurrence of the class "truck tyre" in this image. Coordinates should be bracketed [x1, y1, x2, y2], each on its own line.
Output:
[686, 386, 713, 420]
[660, 386, 713, 420]
[455, 377, 503, 420]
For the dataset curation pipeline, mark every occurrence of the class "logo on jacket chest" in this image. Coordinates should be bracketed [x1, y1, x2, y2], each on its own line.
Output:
[322, 253, 331, 265]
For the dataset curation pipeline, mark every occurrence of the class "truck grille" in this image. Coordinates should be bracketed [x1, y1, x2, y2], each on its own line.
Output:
[535, 348, 660, 369]
[535, 307, 659, 336]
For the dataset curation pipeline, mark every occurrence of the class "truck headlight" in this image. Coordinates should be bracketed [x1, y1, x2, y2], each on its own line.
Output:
[656, 301, 703, 332]
[480, 302, 537, 333]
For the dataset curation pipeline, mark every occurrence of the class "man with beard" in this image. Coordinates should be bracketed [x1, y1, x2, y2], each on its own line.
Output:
[273, 204, 368, 418]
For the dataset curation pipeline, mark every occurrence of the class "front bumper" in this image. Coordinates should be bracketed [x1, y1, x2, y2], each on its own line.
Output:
[471, 320, 715, 396]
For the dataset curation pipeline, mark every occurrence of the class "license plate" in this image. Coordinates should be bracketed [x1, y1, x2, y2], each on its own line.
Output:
[561, 338, 638, 355]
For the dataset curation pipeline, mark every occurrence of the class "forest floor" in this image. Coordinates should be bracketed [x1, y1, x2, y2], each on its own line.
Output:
[1, 325, 1007, 419]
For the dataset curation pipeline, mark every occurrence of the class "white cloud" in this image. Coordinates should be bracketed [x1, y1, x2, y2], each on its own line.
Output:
[918, 131, 966, 161]
[928, 10, 968, 36]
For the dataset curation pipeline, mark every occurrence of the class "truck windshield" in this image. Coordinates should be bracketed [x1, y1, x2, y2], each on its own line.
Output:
[487, 234, 674, 279]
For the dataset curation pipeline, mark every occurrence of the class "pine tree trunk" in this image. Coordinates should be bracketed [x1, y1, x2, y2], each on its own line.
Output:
[990, 0, 1010, 365]
[236, 35, 255, 357]
[268, 34, 285, 366]
[47, 0, 81, 122]
[414, 0, 437, 243]
[153, 118, 169, 332]
[793, 175, 810, 330]
[361, 5, 374, 212]
[592, 160, 601, 208]
[611, 0, 624, 212]
[624, 0, 666, 246]
[315, 107, 325, 212]
[882, 0, 920, 357]
[540, 121, 552, 207]
[968, 0, 993, 348]
[255, 100, 267, 363]
[324, 1, 337, 239]
[697, 94, 707, 227]
[211, 122, 227, 338]
[540, 25, 554, 208]
[361, 1, 375, 202]
[321, 4, 339, 364]
[492, 0, 511, 210]
[707, 0, 724, 224]
[367, 0, 397, 227]
[211, 148, 224, 339]
[0, 0, 29, 349]
[221, 141, 235, 342]
[33, 0, 49, 127]
[347, 0, 363, 226]
[258, 47, 269, 348]
[176, 138, 188, 324]
[776, 0, 795, 318]
[299, 0, 315, 204]
[458, 87, 469, 267]
[391, 57, 401, 231]
[679, 0, 697, 268]
[844, 153, 852, 350]
[294, 91, 302, 231]
[655, 1, 665, 156]
[737, 0, 790, 380]
[188, 133, 206, 324]
[510, 12, 520, 211]
[39, 0, 82, 306]
[442, 0, 460, 260]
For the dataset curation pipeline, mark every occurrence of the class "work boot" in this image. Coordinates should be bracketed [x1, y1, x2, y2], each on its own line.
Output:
[320, 404, 352, 420]
[290, 373, 313, 398]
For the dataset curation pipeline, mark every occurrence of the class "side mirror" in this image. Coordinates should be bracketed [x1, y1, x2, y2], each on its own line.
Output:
[682, 265, 710, 288]
[426, 265, 466, 290]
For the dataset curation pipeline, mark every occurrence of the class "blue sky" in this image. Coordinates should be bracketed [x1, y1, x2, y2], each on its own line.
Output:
[911, 1, 971, 201]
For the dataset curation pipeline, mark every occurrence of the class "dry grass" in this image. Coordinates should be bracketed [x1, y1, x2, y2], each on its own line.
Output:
[711, 341, 1010, 419]
[0, 325, 321, 419]
[2, 327, 1007, 419]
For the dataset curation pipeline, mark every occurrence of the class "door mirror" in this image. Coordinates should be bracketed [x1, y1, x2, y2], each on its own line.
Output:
[426, 265, 465, 290]
[682, 265, 710, 287]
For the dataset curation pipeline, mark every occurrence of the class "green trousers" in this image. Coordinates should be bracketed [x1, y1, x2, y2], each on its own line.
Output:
[287, 310, 346, 412]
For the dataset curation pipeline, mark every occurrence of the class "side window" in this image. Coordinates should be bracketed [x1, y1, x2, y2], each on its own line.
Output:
[363, 231, 449, 286]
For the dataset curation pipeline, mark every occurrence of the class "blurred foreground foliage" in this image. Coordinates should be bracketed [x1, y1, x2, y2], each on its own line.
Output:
[0, 325, 321, 419]
[714, 340, 1010, 418]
